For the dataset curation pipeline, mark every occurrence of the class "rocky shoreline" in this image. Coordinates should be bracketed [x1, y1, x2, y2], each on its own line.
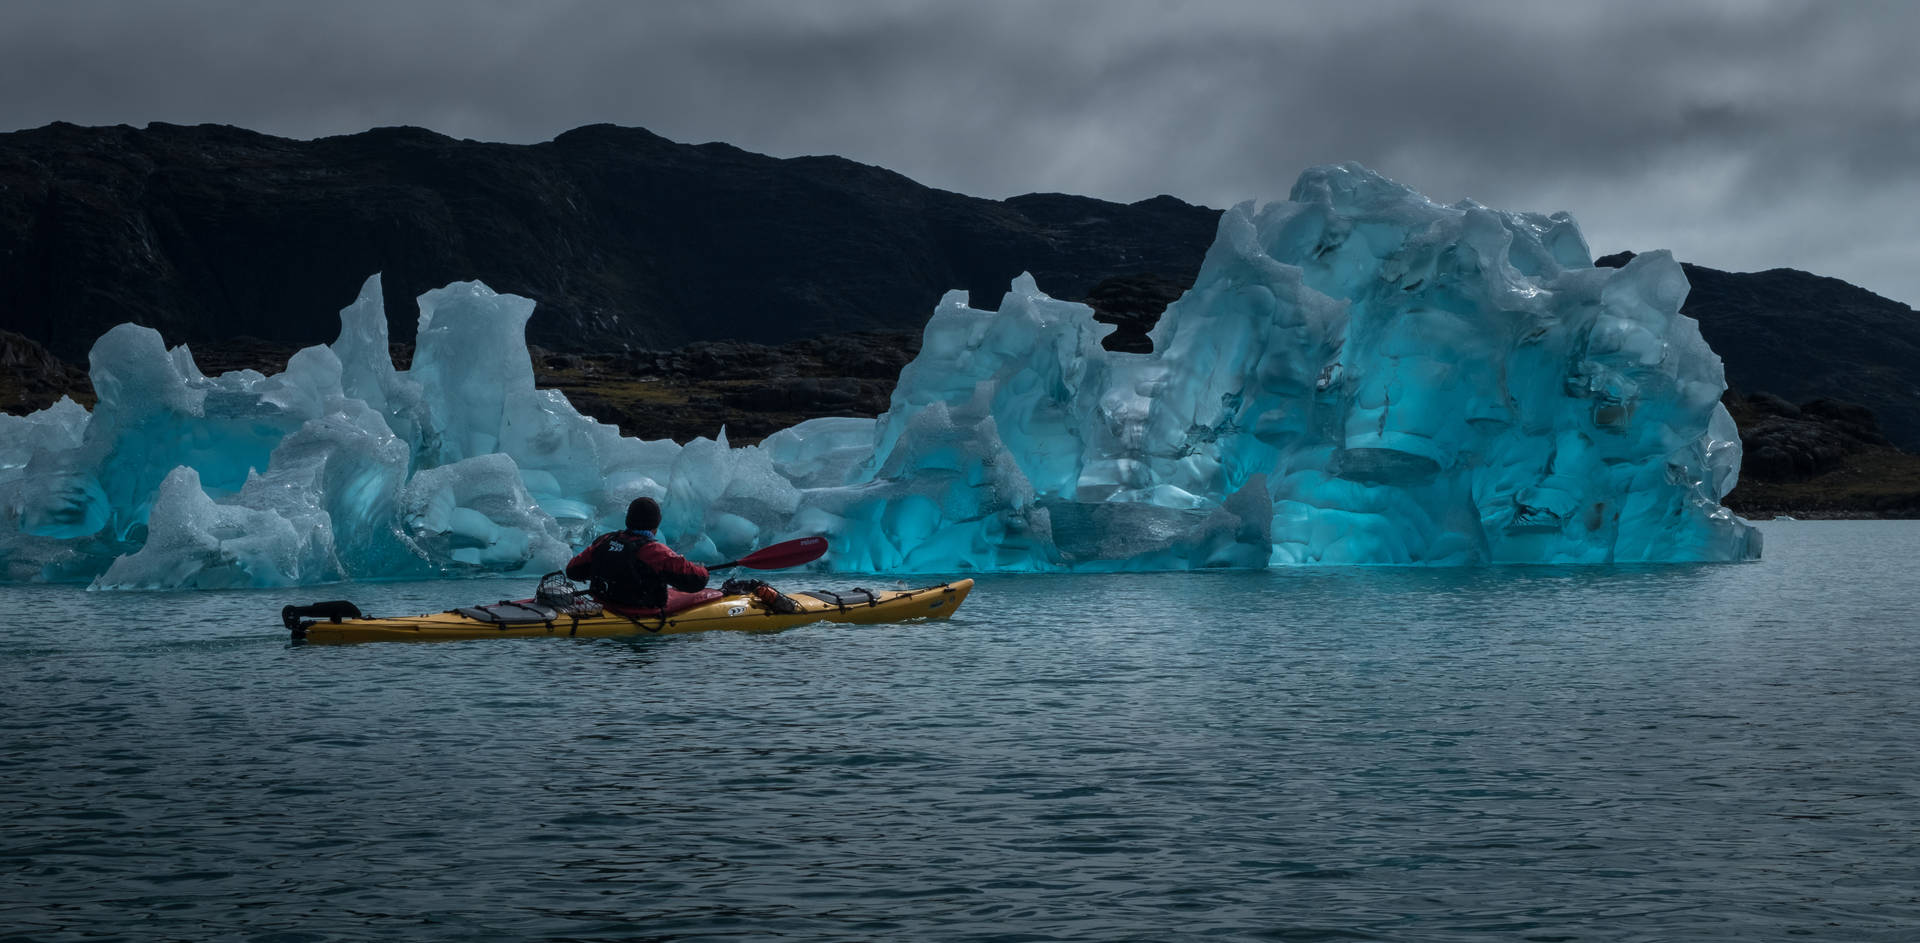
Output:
[1719, 392, 1920, 519]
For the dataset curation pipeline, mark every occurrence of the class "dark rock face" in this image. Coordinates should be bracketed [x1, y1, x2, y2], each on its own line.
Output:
[1597, 251, 1920, 450]
[0, 329, 89, 413]
[1724, 392, 1891, 481]
[0, 122, 1220, 362]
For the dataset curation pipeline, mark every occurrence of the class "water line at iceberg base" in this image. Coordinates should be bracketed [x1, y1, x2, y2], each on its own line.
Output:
[0, 164, 1760, 590]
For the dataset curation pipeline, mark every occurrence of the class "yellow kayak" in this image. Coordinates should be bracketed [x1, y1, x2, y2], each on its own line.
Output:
[284, 579, 973, 644]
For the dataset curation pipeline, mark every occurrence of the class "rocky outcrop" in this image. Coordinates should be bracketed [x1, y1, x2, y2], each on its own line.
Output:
[1726, 393, 1891, 481]
[0, 329, 89, 413]
[1721, 392, 1920, 518]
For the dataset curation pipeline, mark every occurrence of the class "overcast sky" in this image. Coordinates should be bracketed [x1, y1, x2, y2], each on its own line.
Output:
[4, 0, 1917, 307]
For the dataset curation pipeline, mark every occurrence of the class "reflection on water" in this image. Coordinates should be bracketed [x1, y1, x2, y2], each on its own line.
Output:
[2, 521, 1917, 942]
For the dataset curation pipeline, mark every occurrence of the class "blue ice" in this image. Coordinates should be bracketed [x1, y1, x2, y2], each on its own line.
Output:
[0, 164, 1759, 588]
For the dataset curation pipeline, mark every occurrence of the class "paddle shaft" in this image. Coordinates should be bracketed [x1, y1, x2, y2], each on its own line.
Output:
[708, 535, 828, 571]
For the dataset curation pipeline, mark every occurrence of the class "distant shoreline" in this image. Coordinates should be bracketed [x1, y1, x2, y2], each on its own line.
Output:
[1741, 510, 1920, 521]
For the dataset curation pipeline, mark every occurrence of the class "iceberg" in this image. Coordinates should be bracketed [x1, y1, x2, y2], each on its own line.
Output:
[0, 163, 1758, 588]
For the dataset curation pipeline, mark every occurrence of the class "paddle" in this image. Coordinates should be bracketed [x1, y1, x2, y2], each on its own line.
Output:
[708, 535, 829, 571]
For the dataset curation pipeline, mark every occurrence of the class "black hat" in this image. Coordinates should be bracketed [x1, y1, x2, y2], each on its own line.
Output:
[626, 496, 662, 532]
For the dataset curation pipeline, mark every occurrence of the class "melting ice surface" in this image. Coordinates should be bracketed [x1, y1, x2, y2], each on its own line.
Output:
[0, 165, 1758, 588]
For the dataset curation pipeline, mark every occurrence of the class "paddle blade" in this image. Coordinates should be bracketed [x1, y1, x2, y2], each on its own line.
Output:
[729, 536, 829, 571]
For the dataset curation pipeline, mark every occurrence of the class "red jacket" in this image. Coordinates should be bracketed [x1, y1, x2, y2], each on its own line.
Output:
[565, 530, 709, 609]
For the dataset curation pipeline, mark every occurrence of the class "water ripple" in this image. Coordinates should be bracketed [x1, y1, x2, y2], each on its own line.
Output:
[2, 521, 1918, 941]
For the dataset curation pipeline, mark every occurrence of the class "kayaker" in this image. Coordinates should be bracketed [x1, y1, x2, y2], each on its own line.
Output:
[565, 497, 709, 610]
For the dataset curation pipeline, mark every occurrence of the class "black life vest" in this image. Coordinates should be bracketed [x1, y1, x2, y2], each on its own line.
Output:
[587, 530, 669, 609]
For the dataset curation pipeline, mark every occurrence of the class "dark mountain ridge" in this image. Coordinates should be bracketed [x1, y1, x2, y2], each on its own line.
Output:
[3, 122, 1918, 458]
[0, 121, 1220, 359]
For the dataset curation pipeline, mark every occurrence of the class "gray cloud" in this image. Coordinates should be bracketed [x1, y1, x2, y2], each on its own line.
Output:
[3, 0, 1918, 306]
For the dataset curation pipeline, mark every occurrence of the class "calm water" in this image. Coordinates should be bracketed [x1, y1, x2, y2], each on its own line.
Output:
[2, 521, 1916, 942]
